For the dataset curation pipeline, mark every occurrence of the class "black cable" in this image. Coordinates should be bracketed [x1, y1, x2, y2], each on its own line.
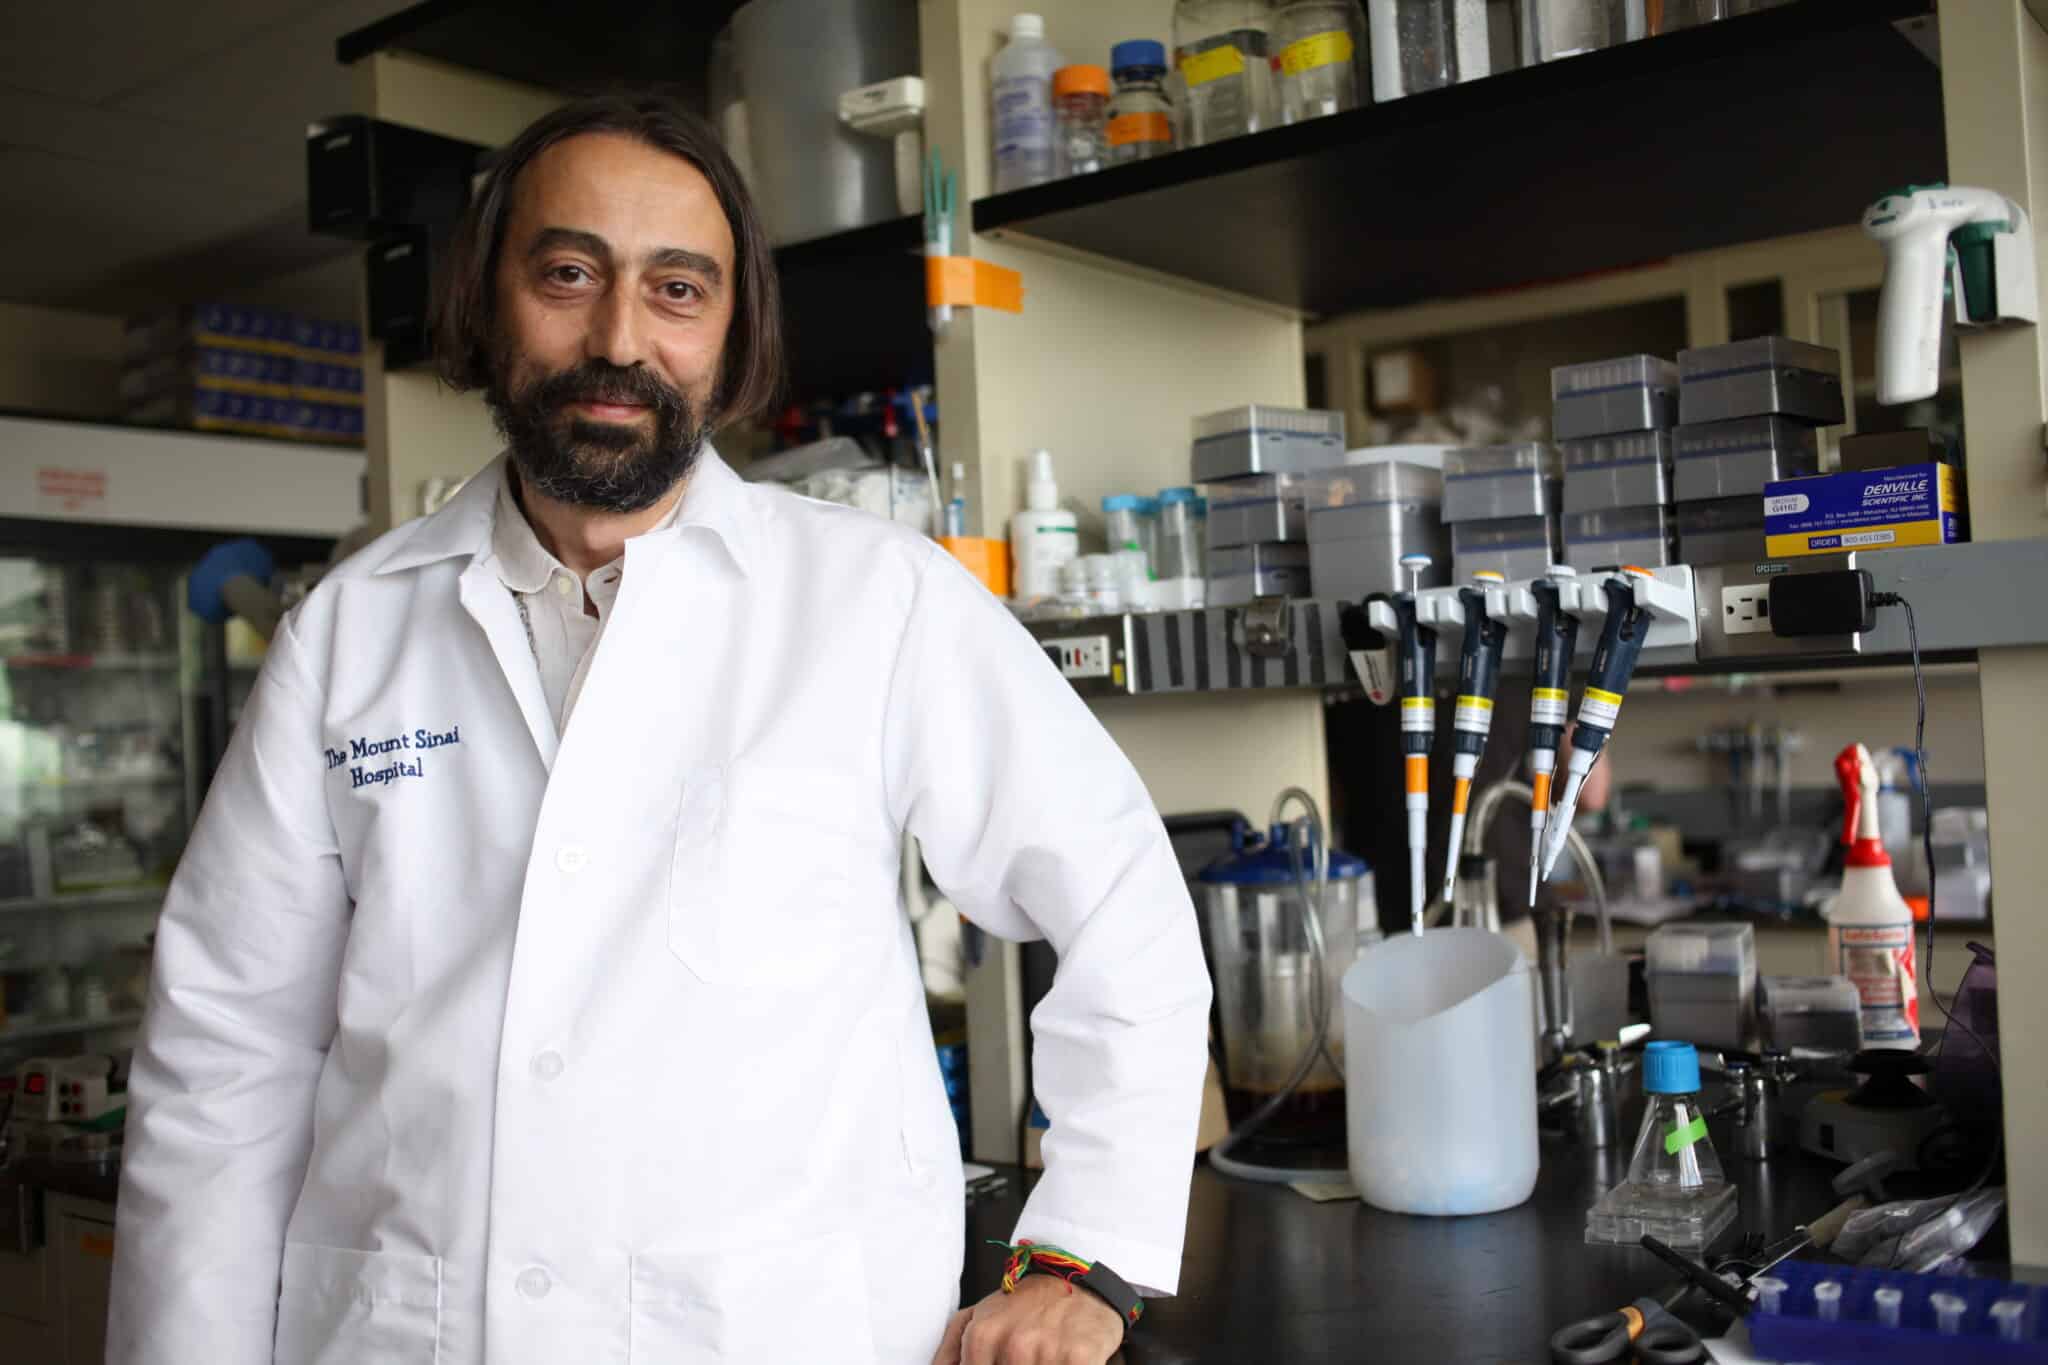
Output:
[1871, 591, 2006, 1272]
[1869, 591, 1996, 1061]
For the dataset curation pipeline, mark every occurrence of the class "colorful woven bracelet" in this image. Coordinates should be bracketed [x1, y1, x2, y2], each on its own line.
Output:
[992, 1239, 1145, 1336]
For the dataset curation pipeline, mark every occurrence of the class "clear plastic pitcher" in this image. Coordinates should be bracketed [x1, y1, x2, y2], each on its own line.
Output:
[1342, 928, 1539, 1215]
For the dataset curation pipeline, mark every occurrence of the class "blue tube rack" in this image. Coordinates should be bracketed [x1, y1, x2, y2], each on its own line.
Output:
[1747, 1260, 2048, 1362]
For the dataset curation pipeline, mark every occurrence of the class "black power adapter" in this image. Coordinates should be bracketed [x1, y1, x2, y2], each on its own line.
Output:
[1768, 568, 1877, 637]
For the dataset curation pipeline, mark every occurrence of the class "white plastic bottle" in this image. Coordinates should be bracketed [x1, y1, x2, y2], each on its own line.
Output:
[1011, 449, 1080, 603]
[992, 14, 1064, 192]
[1823, 743, 1921, 1050]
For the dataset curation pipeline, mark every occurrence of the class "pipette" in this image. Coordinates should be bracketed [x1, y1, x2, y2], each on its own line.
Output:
[1526, 567, 1582, 909]
[1538, 567, 1657, 883]
[1393, 553, 1439, 936]
[1440, 570, 1508, 906]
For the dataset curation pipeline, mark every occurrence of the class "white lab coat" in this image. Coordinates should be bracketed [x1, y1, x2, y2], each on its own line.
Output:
[106, 451, 1211, 1365]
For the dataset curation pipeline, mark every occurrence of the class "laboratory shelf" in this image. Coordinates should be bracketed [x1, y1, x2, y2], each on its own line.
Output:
[0, 1013, 144, 1045]
[0, 889, 166, 918]
[972, 0, 1940, 316]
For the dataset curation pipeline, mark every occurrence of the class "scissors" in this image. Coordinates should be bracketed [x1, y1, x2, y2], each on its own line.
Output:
[1550, 1228, 1813, 1363]
[1549, 1292, 1703, 1364]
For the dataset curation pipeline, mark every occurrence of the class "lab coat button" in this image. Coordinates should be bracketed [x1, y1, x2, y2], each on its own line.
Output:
[531, 1051, 564, 1081]
[555, 844, 589, 873]
[554, 575, 575, 598]
[516, 1267, 551, 1300]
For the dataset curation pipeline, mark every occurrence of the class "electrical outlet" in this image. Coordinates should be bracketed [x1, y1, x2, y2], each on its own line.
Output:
[1721, 583, 1773, 635]
[1041, 635, 1112, 678]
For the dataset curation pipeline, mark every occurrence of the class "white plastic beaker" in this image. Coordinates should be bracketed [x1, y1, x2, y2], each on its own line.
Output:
[1342, 927, 1539, 1215]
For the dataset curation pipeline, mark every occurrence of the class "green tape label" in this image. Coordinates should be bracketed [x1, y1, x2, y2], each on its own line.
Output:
[1665, 1115, 1708, 1155]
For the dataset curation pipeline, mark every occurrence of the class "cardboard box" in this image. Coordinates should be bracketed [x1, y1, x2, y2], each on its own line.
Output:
[1764, 463, 1960, 556]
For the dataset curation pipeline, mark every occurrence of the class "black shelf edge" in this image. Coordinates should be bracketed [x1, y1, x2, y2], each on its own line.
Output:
[336, 0, 468, 67]
[972, 0, 1938, 315]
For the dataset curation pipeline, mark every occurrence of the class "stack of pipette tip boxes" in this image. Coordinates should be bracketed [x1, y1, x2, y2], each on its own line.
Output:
[1441, 441, 1563, 582]
[1554, 355, 1680, 574]
[1671, 337, 1843, 564]
[1191, 405, 1345, 606]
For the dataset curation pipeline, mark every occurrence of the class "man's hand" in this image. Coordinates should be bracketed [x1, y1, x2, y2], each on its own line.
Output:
[929, 1275, 1126, 1365]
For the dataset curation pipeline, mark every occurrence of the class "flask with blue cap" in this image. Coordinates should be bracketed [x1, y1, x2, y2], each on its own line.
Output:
[1586, 1040, 1737, 1249]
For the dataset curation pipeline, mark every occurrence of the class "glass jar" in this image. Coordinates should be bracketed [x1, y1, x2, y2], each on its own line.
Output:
[1107, 39, 1177, 164]
[1172, 0, 1277, 145]
[1365, 0, 1493, 102]
[1520, 0, 1647, 64]
[1052, 64, 1111, 176]
[1274, 0, 1367, 123]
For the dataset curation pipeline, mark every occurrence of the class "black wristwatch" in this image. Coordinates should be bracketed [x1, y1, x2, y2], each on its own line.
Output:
[1024, 1256, 1144, 1338]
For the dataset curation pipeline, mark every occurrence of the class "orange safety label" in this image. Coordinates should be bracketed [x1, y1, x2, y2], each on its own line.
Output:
[925, 256, 1024, 312]
[1107, 112, 1172, 148]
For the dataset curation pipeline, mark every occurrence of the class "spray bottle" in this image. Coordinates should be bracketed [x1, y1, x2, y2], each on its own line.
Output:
[1526, 567, 1582, 907]
[1538, 568, 1656, 882]
[1826, 743, 1921, 1050]
[1441, 571, 1509, 906]
[1393, 553, 1439, 936]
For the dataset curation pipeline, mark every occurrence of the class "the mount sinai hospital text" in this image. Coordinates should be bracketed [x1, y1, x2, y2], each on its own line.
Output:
[324, 725, 463, 789]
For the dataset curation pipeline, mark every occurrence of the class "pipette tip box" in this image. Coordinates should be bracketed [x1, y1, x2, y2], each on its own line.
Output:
[1679, 336, 1846, 427]
[1672, 416, 1820, 502]
[1747, 1261, 2047, 1363]
[1190, 405, 1347, 483]
[1561, 430, 1674, 512]
[1763, 463, 1961, 557]
[1551, 355, 1679, 441]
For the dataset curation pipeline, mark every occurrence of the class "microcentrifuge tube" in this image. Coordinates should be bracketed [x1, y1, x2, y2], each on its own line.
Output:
[1931, 1291, 1968, 1336]
[1753, 1277, 1788, 1315]
[1990, 1298, 2027, 1343]
[1872, 1287, 1903, 1328]
[1813, 1281, 1843, 1322]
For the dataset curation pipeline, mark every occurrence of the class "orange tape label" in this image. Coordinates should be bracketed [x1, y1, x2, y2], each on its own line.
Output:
[1108, 113, 1172, 148]
[925, 256, 1024, 312]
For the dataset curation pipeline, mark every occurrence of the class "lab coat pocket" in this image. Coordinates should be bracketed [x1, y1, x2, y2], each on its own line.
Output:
[273, 1243, 441, 1365]
[630, 1237, 876, 1364]
[668, 760, 858, 985]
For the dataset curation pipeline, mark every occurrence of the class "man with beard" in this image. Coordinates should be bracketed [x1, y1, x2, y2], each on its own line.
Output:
[106, 95, 1210, 1365]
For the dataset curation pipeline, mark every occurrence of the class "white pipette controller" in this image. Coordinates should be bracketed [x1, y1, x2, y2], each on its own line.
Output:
[1862, 183, 2036, 404]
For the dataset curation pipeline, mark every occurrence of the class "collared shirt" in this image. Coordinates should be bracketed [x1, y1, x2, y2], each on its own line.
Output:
[487, 470, 684, 735]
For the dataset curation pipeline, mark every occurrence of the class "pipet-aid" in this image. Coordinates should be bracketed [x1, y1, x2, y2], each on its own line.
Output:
[1539, 567, 1656, 883]
[1826, 743, 1920, 1050]
[1441, 571, 1509, 906]
[1526, 567, 1582, 908]
[1394, 552, 1439, 936]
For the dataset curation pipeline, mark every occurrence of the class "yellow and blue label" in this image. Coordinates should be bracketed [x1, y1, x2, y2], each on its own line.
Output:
[1764, 463, 1959, 557]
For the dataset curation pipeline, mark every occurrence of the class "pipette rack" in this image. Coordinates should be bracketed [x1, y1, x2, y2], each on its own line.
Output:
[1365, 565, 1699, 673]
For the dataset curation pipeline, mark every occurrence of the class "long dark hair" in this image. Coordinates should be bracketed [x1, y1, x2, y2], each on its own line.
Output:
[430, 93, 784, 427]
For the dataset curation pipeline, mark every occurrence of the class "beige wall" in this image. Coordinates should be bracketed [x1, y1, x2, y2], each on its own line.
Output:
[0, 300, 123, 419]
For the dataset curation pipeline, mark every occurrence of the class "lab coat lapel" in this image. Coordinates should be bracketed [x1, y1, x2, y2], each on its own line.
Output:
[457, 558, 560, 770]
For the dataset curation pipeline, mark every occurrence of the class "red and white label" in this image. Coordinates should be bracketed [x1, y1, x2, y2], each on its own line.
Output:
[36, 466, 108, 512]
[1835, 923, 1919, 1044]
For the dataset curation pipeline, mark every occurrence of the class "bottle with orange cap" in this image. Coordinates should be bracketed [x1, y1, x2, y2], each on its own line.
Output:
[1052, 64, 1111, 176]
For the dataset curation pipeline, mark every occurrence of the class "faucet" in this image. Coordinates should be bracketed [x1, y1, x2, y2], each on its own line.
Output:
[1711, 1050, 1795, 1161]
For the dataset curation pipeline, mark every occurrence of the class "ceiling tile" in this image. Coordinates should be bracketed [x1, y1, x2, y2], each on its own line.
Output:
[0, 0, 328, 104]
[0, 88, 286, 197]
